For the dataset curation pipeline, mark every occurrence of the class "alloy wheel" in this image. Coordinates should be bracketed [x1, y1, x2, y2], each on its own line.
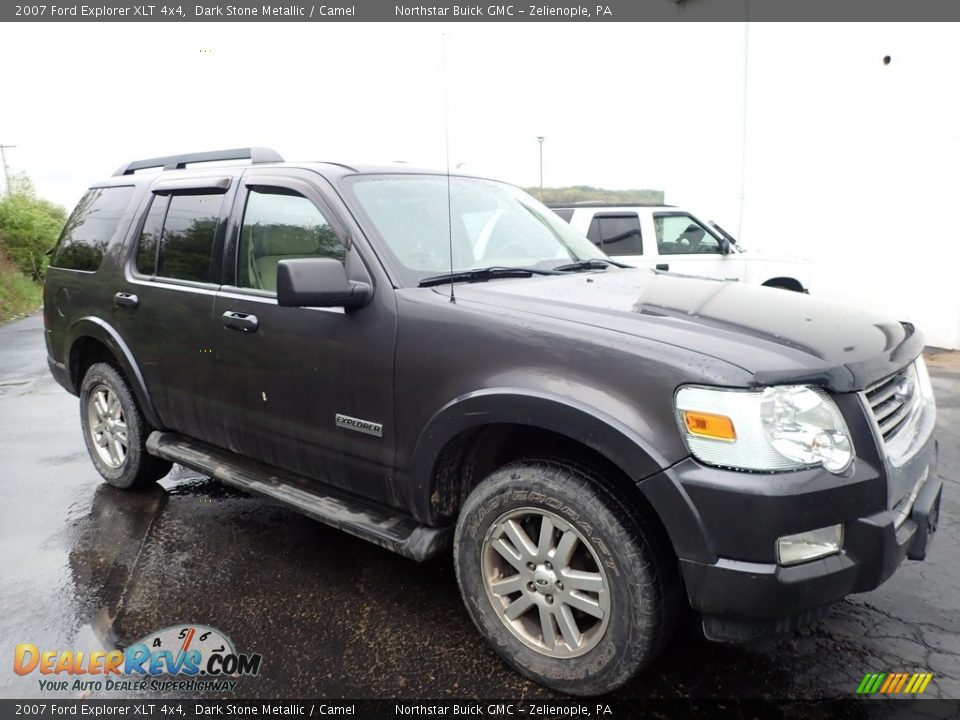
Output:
[86, 384, 128, 468]
[481, 507, 611, 658]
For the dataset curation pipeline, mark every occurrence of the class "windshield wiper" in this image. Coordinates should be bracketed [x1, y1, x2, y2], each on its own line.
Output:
[552, 258, 629, 272]
[418, 266, 559, 287]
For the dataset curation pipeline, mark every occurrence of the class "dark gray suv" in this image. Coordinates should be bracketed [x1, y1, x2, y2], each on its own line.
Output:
[43, 148, 942, 695]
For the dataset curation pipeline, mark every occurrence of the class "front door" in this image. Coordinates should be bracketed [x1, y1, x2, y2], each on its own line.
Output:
[650, 212, 745, 281]
[211, 168, 398, 505]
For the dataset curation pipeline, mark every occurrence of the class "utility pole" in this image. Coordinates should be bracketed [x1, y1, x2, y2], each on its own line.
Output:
[537, 136, 544, 201]
[0, 144, 15, 195]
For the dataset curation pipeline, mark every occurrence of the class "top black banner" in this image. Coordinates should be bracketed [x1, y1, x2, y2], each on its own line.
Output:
[3, 0, 960, 22]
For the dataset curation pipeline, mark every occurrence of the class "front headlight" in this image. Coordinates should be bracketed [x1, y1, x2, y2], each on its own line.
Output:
[675, 385, 854, 474]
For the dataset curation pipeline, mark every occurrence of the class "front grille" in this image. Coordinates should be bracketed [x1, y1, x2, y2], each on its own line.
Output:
[865, 364, 921, 442]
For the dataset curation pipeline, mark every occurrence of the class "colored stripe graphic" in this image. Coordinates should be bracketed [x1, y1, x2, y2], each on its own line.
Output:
[857, 672, 933, 694]
[857, 673, 877, 694]
[879, 674, 896, 693]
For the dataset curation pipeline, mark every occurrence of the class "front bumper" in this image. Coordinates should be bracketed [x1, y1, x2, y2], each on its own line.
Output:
[637, 393, 941, 642]
[681, 471, 941, 640]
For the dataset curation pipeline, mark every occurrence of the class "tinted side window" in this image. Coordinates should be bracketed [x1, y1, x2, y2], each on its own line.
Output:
[586, 213, 642, 256]
[135, 195, 169, 276]
[237, 188, 345, 293]
[50, 186, 134, 271]
[156, 194, 223, 283]
[551, 208, 574, 222]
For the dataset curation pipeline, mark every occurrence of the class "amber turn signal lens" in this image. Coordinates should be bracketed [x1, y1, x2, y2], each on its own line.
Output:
[682, 411, 736, 441]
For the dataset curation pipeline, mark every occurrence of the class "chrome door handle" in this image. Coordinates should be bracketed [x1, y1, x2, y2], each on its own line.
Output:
[222, 311, 259, 333]
[113, 292, 139, 308]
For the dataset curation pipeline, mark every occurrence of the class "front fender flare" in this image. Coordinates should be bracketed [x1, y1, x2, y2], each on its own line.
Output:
[65, 316, 163, 429]
[409, 388, 677, 525]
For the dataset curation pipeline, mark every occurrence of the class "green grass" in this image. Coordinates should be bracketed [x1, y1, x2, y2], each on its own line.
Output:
[0, 256, 42, 324]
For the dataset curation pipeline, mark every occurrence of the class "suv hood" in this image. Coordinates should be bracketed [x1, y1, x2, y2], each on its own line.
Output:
[444, 269, 922, 392]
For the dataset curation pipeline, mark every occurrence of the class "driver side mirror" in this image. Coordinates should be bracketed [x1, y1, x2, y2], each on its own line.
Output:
[276, 258, 371, 310]
[719, 237, 732, 255]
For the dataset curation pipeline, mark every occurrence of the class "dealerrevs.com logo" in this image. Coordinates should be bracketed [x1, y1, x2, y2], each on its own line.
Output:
[14, 625, 262, 693]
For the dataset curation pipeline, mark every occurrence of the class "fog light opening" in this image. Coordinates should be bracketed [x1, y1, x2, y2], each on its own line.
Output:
[777, 524, 843, 566]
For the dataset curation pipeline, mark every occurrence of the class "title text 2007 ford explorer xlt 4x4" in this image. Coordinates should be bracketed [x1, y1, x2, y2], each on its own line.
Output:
[44, 148, 942, 695]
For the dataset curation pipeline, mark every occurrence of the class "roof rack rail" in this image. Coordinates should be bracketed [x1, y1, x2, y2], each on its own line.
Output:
[112, 147, 284, 176]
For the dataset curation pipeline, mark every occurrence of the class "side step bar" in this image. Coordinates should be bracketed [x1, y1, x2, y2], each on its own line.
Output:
[146, 431, 451, 562]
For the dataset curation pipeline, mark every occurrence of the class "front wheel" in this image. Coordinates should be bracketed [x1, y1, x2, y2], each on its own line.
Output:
[454, 460, 678, 695]
[79, 362, 171, 489]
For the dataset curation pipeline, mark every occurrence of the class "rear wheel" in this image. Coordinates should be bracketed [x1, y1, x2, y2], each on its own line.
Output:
[79, 362, 171, 489]
[454, 459, 679, 695]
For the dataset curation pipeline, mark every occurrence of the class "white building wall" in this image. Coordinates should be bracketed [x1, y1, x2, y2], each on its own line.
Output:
[740, 23, 960, 348]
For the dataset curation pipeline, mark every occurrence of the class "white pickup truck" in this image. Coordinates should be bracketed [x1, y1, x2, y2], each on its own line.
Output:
[551, 203, 813, 292]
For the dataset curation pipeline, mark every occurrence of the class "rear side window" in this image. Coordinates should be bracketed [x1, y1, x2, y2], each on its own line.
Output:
[135, 193, 223, 282]
[50, 186, 134, 271]
[136, 195, 168, 275]
[586, 213, 642, 256]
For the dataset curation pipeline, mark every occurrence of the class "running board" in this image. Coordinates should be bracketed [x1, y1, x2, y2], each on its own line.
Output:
[146, 431, 451, 562]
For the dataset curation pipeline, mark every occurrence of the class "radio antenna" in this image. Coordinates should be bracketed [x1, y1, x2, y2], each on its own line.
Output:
[442, 33, 456, 303]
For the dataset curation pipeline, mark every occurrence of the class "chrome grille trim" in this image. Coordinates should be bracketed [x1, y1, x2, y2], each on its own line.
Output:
[893, 467, 928, 529]
[864, 364, 921, 443]
[865, 372, 898, 395]
[873, 397, 902, 424]
[879, 401, 912, 438]
[868, 382, 901, 408]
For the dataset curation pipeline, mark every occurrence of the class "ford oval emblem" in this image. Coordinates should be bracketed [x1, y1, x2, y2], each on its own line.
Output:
[894, 376, 915, 403]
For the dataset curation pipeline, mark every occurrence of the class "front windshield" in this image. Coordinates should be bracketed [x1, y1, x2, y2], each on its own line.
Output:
[343, 174, 608, 286]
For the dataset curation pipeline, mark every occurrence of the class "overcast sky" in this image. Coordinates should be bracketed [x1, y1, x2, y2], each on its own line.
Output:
[2, 21, 958, 344]
[0, 22, 749, 223]
[1, 23, 956, 246]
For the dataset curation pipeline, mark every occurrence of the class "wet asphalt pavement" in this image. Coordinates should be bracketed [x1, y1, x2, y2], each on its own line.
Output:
[0, 313, 958, 701]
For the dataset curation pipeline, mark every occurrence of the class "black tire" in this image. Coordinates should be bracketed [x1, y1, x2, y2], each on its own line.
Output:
[79, 362, 171, 489]
[454, 459, 679, 696]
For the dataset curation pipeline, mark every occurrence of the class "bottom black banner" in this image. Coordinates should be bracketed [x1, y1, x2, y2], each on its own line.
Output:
[2, 699, 959, 720]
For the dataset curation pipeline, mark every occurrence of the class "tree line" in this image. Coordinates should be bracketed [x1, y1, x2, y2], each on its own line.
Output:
[0, 174, 67, 321]
[524, 185, 665, 205]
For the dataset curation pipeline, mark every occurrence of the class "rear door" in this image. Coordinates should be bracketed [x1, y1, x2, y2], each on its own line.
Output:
[110, 172, 239, 442]
[210, 168, 398, 504]
[585, 212, 647, 267]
